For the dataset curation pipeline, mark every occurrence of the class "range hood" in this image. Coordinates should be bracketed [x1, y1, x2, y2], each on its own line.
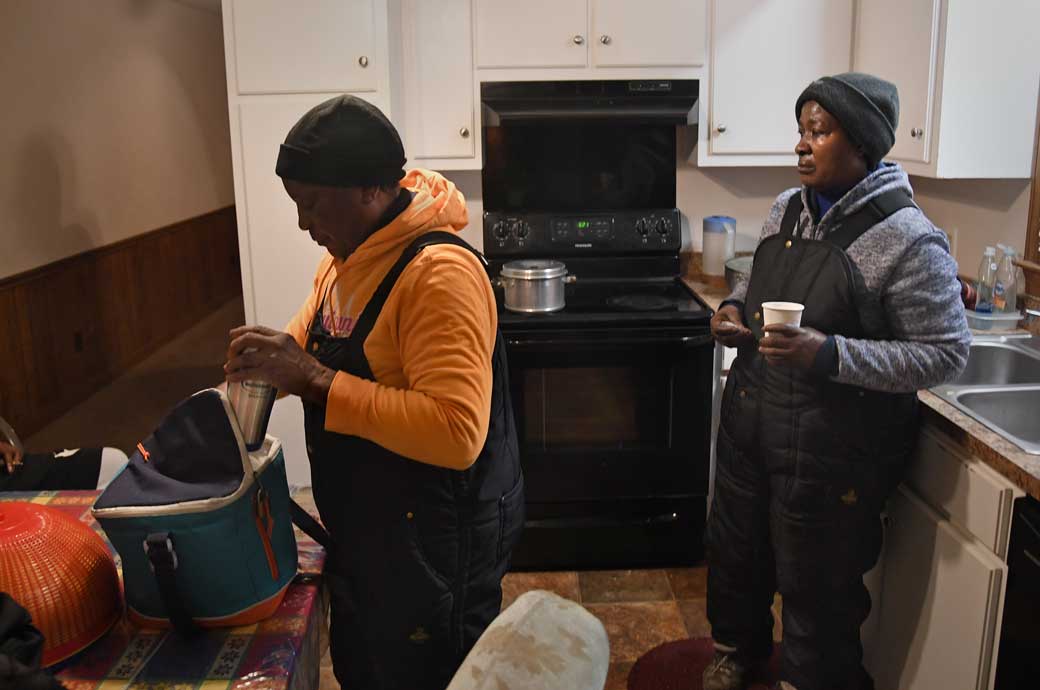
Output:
[481, 79, 699, 125]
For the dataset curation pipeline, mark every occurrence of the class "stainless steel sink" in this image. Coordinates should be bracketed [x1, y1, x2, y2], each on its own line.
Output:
[950, 387, 1040, 449]
[952, 341, 1040, 386]
[932, 336, 1040, 455]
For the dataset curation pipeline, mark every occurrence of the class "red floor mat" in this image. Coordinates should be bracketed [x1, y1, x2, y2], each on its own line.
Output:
[628, 637, 781, 690]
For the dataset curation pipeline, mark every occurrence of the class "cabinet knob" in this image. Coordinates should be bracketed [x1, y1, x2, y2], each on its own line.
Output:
[911, 127, 924, 138]
[459, 127, 470, 138]
[573, 34, 585, 45]
[358, 55, 369, 68]
[716, 124, 727, 134]
[600, 35, 611, 45]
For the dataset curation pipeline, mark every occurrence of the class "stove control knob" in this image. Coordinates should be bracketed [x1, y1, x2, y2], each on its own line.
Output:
[657, 218, 672, 235]
[493, 221, 509, 239]
[635, 218, 649, 236]
[515, 221, 530, 239]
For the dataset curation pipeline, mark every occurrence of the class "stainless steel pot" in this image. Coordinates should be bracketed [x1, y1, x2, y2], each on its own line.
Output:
[499, 260, 576, 313]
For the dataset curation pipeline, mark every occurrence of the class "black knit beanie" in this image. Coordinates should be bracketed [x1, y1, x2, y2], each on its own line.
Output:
[275, 95, 406, 187]
[795, 72, 899, 168]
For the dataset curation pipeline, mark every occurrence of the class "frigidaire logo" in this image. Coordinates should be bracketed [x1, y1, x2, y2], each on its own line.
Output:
[574, 243, 593, 248]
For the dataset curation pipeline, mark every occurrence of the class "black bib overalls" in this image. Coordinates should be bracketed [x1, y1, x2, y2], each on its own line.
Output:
[706, 191, 919, 690]
[303, 232, 524, 690]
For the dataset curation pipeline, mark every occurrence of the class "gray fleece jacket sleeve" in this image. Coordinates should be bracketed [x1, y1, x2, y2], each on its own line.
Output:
[833, 233, 971, 393]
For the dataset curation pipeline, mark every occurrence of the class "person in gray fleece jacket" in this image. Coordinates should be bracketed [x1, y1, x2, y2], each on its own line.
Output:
[724, 162, 969, 393]
[703, 73, 971, 690]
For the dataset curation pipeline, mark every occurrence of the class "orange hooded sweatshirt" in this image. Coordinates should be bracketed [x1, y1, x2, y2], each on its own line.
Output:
[285, 170, 496, 470]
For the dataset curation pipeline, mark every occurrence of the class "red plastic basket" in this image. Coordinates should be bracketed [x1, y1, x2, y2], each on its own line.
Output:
[0, 501, 121, 666]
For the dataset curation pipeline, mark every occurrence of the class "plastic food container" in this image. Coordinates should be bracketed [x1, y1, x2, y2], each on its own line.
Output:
[964, 309, 1022, 331]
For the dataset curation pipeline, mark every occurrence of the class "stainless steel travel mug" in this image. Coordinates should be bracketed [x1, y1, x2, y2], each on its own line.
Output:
[228, 379, 276, 451]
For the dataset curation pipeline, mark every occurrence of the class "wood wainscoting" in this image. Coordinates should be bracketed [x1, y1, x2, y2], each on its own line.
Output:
[0, 207, 241, 438]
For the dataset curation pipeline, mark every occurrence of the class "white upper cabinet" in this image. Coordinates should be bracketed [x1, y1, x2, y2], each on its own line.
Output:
[475, 0, 588, 69]
[702, 0, 853, 163]
[854, 0, 939, 164]
[399, 0, 477, 165]
[854, 0, 1040, 178]
[474, 0, 705, 73]
[590, 0, 706, 68]
[230, 0, 378, 94]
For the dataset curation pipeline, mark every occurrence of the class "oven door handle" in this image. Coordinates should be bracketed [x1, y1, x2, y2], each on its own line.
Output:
[506, 334, 713, 349]
[525, 513, 681, 530]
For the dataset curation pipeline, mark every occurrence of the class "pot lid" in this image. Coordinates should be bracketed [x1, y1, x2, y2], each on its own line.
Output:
[501, 259, 568, 280]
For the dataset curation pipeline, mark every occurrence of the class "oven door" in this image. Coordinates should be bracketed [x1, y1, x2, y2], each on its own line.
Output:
[503, 325, 713, 568]
[506, 326, 713, 501]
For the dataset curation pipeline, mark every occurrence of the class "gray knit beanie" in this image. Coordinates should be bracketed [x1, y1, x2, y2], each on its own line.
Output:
[795, 72, 899, 168]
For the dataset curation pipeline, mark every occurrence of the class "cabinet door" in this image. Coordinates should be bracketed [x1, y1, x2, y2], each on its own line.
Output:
[591, 0, 706, 68]
[709, 0, 853, 155]
[400, 0, 475, 161]
[869, 487, 1006, 690]
[230, 0, 377, 94]
[853, 0, 940, 164]
[908, 427, 1019, 559]
[474, 0, 587, 68]
[237, 98, 334, 329]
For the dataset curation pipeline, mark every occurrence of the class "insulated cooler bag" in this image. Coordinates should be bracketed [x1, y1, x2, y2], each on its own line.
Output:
[92, 388, 300, 631]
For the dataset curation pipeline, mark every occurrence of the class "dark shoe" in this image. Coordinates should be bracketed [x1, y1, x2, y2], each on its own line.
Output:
[703, 650, 750, 690]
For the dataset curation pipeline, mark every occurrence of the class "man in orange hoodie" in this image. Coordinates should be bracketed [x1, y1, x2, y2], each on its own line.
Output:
[224, 95, 524, 690]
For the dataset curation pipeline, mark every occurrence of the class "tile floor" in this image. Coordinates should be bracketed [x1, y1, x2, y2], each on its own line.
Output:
[316, 564, 781, 689]
[22, 296, 782, 689]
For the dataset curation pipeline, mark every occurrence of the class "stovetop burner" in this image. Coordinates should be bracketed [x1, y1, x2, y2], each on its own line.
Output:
[494, 277, 712, 329]
[606, 293, 677, 312]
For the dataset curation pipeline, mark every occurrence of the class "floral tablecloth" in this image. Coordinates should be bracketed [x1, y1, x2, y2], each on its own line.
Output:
[1, 490, 327, 690]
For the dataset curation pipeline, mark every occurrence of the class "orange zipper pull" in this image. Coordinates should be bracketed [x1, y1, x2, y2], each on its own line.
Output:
[254, 487, 279, 581]
[136, 443, 150, 462]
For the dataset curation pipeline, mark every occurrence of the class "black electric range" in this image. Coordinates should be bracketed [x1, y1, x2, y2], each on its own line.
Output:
[483, 208, 715, 570]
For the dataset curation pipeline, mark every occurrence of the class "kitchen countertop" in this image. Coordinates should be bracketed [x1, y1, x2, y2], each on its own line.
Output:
[919, 389, 1040, 501]
[681, 253, 732, 312]
[683, 276, 729, 312]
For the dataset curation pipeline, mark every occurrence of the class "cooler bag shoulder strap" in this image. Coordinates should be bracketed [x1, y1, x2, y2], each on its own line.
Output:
[143, 532, 197, 636]
[289, 499, 330, 550]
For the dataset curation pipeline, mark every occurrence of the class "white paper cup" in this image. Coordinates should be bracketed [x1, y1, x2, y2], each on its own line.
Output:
[762, 301, 805, 327]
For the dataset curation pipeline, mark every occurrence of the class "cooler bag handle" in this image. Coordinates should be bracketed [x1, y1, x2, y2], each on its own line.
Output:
[144, 532, 197, 636]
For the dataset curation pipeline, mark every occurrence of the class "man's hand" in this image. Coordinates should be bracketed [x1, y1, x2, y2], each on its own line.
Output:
[759, 324, 827, 370]
[225, 326, 335, 405]
[711, 304, 755, 348]
[1, 440, 23, 475]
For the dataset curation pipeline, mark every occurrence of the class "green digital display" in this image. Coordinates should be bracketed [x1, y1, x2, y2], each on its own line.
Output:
[577, 221, 589, 229]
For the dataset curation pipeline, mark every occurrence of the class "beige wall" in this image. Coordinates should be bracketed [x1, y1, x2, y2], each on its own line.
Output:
[0, 0, 234, 280]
